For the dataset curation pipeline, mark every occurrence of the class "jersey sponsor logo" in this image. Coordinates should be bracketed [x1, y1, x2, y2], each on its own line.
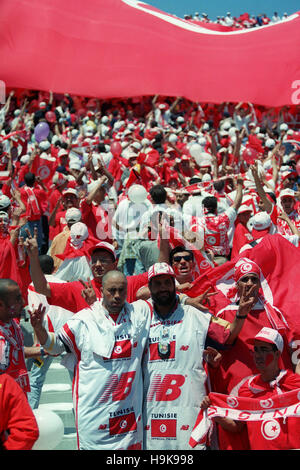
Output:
[104, 339, 132, 360]
[180, 424, 189, 430]
[109, 412, 137, 436]
[180, 345, 189, 351]
[261, 419, 281, 440]
[98, 371, 136, 403]
[147, 374, 185, 402]
[151, 419, 176, 438]
[149, 341, 176, 361]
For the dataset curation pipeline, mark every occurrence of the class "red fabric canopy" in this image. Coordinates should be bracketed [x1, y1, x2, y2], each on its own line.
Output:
[1, 0, 300, 106]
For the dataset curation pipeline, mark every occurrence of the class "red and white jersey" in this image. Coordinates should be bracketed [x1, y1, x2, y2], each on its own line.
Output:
[277, 209, 300, 237]
[142, 302, 211, 450]
[193, 207, 237, 256]
[45, 299, 151, 450]
[0, 320, 29, 393]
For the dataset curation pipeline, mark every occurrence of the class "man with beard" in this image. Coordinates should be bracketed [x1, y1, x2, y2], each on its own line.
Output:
[142, 262, 253, 450]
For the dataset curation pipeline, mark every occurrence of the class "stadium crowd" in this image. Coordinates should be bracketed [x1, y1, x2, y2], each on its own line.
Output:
[1, 86, 300, 450]
[183, 10, 292, 28]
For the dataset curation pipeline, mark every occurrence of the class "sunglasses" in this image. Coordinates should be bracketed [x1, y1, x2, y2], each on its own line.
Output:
[173, 254, 193, 263]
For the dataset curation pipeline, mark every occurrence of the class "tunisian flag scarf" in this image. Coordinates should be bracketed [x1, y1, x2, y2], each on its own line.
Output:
[189, 388, 300, 448]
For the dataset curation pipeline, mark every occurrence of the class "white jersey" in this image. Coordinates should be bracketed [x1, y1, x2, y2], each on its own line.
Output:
[45, 299, 151, 450]
[142, 301, 212, 450]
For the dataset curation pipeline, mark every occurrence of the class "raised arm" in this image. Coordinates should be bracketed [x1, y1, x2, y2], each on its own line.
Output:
[23, 229, 51, 297]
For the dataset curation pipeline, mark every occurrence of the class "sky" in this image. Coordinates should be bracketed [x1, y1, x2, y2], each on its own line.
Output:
[145, 0, 300, 21]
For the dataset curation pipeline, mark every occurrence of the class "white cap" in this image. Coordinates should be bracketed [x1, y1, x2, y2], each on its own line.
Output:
[252, 327, 284, 353]
[148, 262, 176, 281]
[0, 195, 11, 209]
[265, 138, 276, 149]
[279, 188, 296, 200]
[69, 161, 81, 171]
[58, 149, 69, 158]
[169, 134, 178, 144]
[0, 211, 9, 223]
[279, 123, 288, 132]
[39, 141, 51, 150]
[252, 211, 271, 230]
[70, 222, 89, 245]
[62, 188, 78, 197]
[65, 207, 82, 223]
[238, 204, 253, 215]
[127, 184, 148, 203]
[88, 241, 116, 260]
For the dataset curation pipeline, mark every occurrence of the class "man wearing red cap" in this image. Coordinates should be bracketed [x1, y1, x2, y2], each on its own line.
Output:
[142, 262, 254, 450]
[208, 258, 298, 450]
[199, 328, 300, 450]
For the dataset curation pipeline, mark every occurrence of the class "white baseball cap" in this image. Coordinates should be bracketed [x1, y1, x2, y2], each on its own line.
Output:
[128, 184, 148, 203]
[62, 188, 78, 197]
[252, 327, 284, 353]
[252, 211, 271, 231]
[279, 188, 296, 200]
[65, 207, 82, 223]
[148, 262, 176, 281]
[0, 195, 11, 209]
[238, 204, 253, 215]
[88, 241, 117, 260]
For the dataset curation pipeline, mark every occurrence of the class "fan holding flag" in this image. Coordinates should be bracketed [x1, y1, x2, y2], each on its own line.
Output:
[192, 327, 300, 450]
[206, 256, 300, 450]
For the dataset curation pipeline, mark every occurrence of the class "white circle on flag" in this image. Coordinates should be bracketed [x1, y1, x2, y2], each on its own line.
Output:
[261, 419, 281, 440]
[160, 424, 167, 434]
[260, 398, 274, 409]
[226, 397, 239, 408]
[37, 165, 50, 180]
[200, 260, 210, 269]
[114, 345, 122, 355]
[240, 263, 253, 273]
[120, 419, 128, 429]
[207, 236, 216, 245]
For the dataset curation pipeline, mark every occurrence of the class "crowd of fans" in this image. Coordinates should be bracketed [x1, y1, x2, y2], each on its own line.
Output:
[183, 10, 293, 28]
[1, 85, 300, 450]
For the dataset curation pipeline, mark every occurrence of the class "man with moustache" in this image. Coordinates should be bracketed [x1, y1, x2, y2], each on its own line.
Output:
[142, 262, 254, 450]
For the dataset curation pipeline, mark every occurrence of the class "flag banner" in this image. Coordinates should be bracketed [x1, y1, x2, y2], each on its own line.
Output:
[1, 0, 300, 106]
[185, 234, 300, 335]
[189, 388, 300, 448]
[151, 418, 177, 438]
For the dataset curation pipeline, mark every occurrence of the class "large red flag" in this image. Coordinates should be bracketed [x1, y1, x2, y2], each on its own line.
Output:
[185, 234, 300, 336]
[1, 1, 300, 106]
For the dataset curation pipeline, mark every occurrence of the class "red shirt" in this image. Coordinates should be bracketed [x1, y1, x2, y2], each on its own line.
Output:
[47, 272, 149, 313]
[0, 373, 39, 450]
